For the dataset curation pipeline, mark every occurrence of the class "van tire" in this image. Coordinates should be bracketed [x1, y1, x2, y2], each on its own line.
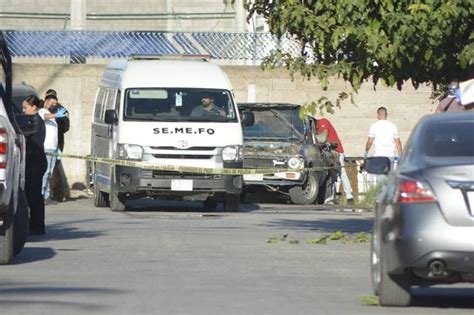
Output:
[224, 193, 241, 212]
[289, 172, 319, 205]
[0, 199, 14, 265]
[93, 183, 109, 208]
[110, 192, 126, 212]
[203, 198, 218, 210]
[14, 188, 28, 256]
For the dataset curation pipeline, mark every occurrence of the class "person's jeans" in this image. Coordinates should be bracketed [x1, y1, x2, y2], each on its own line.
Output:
[42, 148, 57, 200]
[339, 153, 353, 199]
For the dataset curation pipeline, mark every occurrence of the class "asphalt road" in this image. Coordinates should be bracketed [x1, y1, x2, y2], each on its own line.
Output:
[1, 195, 473, 315]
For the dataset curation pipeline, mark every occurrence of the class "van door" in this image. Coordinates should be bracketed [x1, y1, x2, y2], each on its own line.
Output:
[91, 87, 118, 192]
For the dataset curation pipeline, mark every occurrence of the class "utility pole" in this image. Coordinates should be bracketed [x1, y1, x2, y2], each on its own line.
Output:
[70, 0, 86, 30]
[166, 0, 173, 32]
[235, 0, 246, 33]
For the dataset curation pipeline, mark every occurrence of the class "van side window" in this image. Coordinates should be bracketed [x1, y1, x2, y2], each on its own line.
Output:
[94, 87, 106, 123]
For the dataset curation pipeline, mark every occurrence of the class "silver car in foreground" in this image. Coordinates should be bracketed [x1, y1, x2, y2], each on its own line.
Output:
[365, 112, 474, 306]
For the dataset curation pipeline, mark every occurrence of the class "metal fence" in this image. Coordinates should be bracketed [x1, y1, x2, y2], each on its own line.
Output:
[4, 30, 300, 61]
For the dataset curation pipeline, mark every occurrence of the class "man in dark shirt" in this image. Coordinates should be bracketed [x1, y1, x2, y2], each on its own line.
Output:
[191, 95, 225, 117]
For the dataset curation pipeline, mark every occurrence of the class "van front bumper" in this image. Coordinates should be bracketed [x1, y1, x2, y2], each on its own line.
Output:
[114, 165, 243, 195]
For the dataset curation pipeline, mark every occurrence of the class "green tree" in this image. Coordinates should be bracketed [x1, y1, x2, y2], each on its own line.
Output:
[245, 0, 474, 113]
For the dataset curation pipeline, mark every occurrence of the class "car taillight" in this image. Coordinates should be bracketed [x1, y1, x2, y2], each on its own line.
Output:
[0, 128, 6, 169]
[398, 179, 437, 203]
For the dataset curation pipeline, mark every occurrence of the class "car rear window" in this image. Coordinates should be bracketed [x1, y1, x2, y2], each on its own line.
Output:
[424, 121, 474, 157]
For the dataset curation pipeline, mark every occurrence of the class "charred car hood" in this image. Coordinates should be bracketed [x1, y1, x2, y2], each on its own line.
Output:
[243, 141, 301, 157]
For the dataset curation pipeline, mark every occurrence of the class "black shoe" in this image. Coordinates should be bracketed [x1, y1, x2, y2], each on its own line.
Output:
[44, 198, 58, 205]
[346, 198, 354, 205]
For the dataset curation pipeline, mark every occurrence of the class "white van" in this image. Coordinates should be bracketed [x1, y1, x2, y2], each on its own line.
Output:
[91, 56, 246, 211]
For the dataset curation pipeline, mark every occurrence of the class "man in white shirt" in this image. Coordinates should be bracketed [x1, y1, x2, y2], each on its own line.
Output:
[365, 107, 402, 158]
[38, 95, 63, 205]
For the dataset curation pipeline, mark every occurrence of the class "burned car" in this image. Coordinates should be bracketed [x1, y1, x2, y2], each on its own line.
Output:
[239, 103, 340, 204]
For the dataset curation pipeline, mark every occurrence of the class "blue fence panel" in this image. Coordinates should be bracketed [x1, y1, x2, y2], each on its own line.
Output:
[4, 30, 299, 60]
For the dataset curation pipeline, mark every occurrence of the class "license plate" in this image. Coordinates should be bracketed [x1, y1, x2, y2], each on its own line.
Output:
[244, 174, 264, 181]
[171, 179, 193, 191]
[468, 192, 474, 213]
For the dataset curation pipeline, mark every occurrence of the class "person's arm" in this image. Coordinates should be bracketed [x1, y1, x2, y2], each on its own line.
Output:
[42, 107, 67, 120]
[43, 113, 57, 120]
[395, 138, 402, 156]
[365, 137, 374, 157]
[365, 123, 375, 157]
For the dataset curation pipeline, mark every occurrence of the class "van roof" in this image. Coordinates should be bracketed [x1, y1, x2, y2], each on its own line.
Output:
[104, 59, 233, 90]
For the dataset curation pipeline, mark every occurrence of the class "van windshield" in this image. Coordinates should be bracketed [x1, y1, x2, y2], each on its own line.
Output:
[124, 88, 238, 122]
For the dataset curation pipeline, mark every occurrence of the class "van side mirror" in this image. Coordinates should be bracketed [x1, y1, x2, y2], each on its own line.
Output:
[363, 157, 391, 175]
[241, 111, 254, 127]
[104, 110, 118, 125]
[14, 114, 39, 136]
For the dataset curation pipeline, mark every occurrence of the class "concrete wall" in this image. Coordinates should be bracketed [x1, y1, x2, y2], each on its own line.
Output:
[0, 0, 246, 32]
[12, 63, 436, 186]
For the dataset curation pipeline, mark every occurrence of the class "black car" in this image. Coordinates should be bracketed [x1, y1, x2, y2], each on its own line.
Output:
[365, 112, 474, 306]
[239, 103, 339, 204]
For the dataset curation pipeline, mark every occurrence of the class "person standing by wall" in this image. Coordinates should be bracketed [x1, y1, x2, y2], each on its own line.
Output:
[365, 107, 402, 183]
[39, 94, 66, 205]
[22, 95, 47, 235]
[316, 118, 354, 205]
[45, 89, 70, 202]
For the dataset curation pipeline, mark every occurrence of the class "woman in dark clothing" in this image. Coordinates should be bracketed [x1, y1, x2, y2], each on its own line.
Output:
[22, 95, 47, 235]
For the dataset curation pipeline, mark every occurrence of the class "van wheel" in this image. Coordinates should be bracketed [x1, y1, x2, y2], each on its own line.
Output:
[224, 194, 241, 212]
[289, 172, 319, 205]
[93, 183, 109, 208]
[14, 188, 29, 256]
[0, 198, 14, 265]
[109, 170, 127, 212]
[203, 198, 218, 210]
[110, 184, 126, 212]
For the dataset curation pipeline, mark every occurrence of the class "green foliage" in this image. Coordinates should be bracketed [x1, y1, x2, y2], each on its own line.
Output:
[306, 231, 371, 244]
[356, 182, 385, 209]
[245, 0, 474, 112]
[360, 295, 379, 306]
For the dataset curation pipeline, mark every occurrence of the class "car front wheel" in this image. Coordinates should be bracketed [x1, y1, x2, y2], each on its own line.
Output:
[289, 172, 319, 205]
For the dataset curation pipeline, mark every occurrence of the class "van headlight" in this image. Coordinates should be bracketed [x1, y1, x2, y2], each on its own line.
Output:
[222, 145, 242, 161]
[288, 156, 304, 169]
[118, 144, 143, 160]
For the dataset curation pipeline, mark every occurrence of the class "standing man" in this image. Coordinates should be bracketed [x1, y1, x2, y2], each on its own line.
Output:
[435, 81, 464, 113]
[316, 118, 354, 205]
[365, 107, 402, 173]
[45, 89, 70, 202]
[39, 94, 66, 205]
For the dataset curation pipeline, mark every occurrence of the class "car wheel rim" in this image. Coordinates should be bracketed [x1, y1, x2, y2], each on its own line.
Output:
[303, 174, 317, 197]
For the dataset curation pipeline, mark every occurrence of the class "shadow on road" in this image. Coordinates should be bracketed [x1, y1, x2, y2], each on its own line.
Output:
[12, 247, 56, 265]
[259, 218, 373, 233]
[0, 283, 126, 311]
[126, 198, 267, 213]
[27, 219, 106, 242]
[412, 287, 474, 308]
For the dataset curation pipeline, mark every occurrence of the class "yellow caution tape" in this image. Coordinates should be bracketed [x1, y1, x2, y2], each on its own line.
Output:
[46, 152, 343, 175]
